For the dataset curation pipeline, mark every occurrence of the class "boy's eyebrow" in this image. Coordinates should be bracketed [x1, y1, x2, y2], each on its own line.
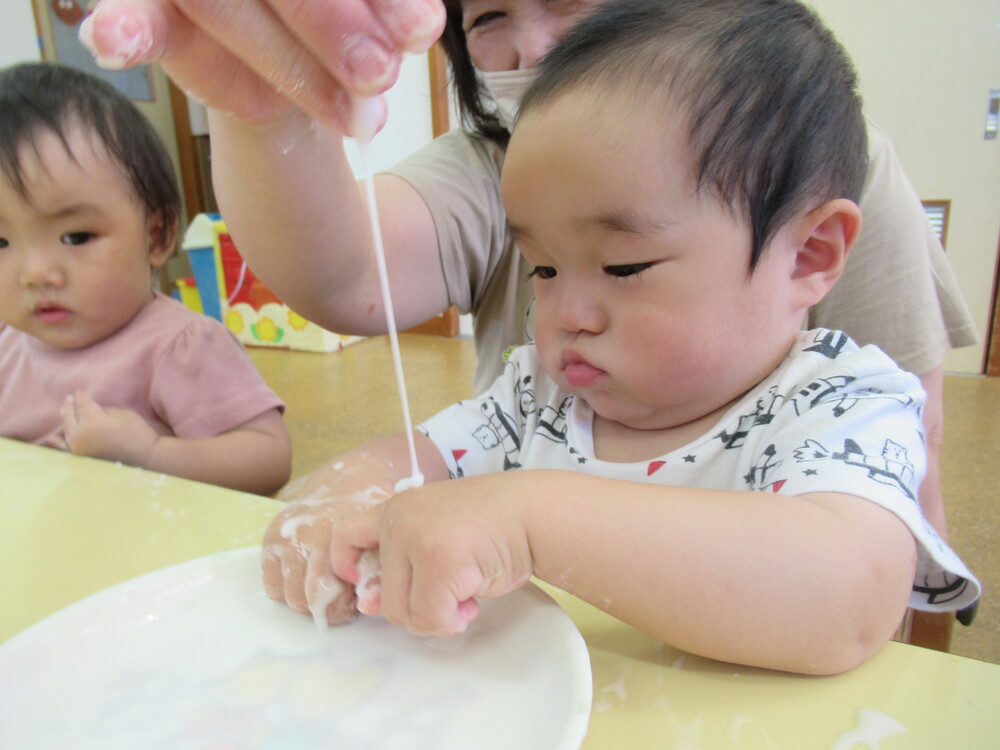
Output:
[508, 211, 677, 243]
[580, 210, 678, 236]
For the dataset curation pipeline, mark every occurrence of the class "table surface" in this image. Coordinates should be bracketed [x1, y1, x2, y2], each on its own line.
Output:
[3, 436, 999, 749]
[247, 335, 479, 483]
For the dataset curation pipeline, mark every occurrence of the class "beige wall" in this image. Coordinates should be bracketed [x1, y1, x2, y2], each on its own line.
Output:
[807, 0, 1000, 373]
[2, 3, 43, 63]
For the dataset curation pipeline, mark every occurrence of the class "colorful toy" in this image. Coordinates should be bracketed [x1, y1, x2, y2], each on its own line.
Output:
[180, 214, 364, 352]
[173, 276, 203, 314]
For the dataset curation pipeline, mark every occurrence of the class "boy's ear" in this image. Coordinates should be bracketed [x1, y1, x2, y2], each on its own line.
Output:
[147, 211, 178, 269]
[789, 198, 862, 305]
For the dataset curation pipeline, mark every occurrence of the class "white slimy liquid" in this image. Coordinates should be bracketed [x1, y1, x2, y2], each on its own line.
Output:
[279, 514, 316, 540]
[394, 474, 424, 493]
[356, 549, 383, 615]
[353, 96, 425, 494]
[829, 708, 906, 750]
[307, 567, 346, 631]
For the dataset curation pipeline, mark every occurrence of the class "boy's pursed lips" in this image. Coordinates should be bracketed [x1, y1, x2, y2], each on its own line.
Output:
[561, 348, 606, 388]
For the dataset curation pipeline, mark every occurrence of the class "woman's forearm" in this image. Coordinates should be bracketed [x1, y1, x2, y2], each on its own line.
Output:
[207, 109, 450, 335]
[208, 109, 376, 328]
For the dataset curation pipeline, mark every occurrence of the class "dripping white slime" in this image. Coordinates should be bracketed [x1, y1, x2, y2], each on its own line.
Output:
[352, 96, 424, 494]
[290, 99, 424, 630]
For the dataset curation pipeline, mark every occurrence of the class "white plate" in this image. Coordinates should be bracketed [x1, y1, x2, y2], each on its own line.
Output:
[0, 547, 591, 750]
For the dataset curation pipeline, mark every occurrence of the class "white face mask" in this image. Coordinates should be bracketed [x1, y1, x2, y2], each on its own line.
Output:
[480, 68, 537, 130]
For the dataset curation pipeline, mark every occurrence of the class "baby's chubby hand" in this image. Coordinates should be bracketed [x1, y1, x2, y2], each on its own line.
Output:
[330, 476, 536, 638]
[60, 391, 158, 467]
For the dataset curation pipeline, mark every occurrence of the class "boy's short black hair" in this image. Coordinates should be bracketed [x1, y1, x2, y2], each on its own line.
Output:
[0, 62, 180, 247]
[518, 0, 868, 270]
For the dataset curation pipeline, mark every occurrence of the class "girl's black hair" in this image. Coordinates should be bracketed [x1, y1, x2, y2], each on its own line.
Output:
[0, 62, 180, 247]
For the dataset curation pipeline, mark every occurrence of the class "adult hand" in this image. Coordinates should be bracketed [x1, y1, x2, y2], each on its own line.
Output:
[79, 0, 445, 131]
[60, 391, 159, 467]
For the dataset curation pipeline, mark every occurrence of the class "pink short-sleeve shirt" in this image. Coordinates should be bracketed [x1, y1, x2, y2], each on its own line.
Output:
[0, 292, 284, 445]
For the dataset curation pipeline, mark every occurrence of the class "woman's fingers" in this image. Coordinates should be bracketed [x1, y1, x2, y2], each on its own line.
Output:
[82, 0, 444, 129]
[366, 0, 446, 54]
[84, 0, 340, 123]
[262, 0, 398, 94]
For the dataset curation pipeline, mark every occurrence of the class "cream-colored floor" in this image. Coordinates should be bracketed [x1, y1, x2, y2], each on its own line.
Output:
[249, 336, 998, 665]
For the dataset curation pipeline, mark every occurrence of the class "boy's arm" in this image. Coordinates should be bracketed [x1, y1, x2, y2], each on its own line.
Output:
[520, 472, 916, 675]
[335, 469, 916, 675]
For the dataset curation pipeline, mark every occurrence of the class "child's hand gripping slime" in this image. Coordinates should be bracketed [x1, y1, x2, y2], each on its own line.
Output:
[263, 463, 536, 637]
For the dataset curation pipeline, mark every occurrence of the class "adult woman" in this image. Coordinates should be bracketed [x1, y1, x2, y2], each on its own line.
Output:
[82, 0, 975, 537]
